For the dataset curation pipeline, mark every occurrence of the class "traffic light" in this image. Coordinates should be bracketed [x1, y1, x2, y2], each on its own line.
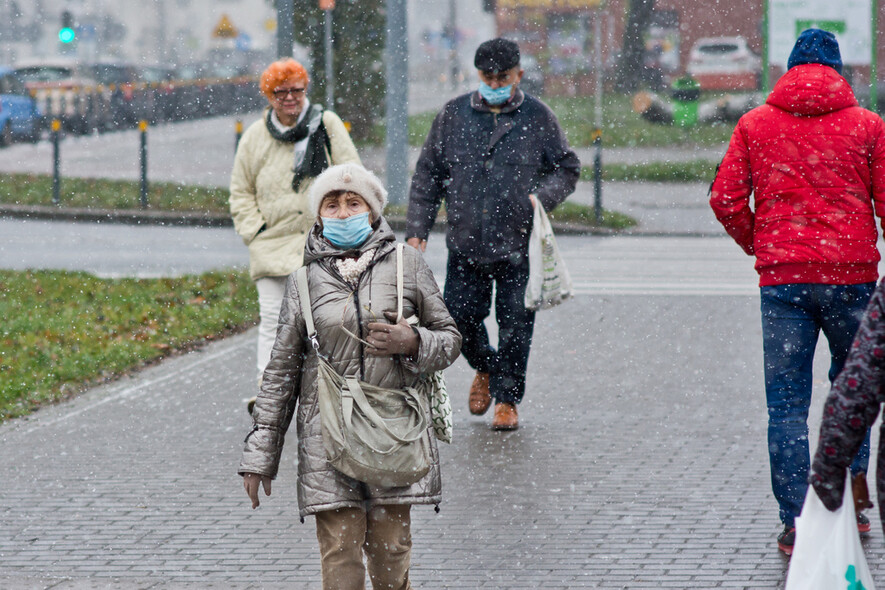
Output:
[59, 10, 75, 43]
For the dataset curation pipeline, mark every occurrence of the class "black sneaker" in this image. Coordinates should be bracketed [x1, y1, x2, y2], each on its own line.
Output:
[777, 525, 795, 555]
[857, 512, 872, 533]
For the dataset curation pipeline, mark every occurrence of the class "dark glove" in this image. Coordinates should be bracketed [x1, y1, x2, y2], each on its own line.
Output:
[366, 311, 419, 357]
[810, 471, 845, 512]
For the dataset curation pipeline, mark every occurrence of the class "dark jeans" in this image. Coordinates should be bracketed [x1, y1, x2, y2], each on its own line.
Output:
[444, 251, 536, 405]
[760, 282, 875, 527]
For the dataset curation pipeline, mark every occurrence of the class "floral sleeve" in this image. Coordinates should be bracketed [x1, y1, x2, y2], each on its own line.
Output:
[810, 281, 885, 510]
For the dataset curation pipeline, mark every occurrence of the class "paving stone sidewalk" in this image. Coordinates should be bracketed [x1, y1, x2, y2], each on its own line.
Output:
[2, 289, 884, 589]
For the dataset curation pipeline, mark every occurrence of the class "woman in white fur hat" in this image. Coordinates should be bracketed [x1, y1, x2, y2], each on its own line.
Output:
[239, 163, 461, 590]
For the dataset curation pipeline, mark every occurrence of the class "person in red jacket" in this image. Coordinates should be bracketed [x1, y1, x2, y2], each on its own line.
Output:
[710, 28, 885, 556]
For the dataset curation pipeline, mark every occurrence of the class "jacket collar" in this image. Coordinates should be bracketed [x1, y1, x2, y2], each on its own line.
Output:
[470, 87, 525, 114]
[766, 63, 857, 116]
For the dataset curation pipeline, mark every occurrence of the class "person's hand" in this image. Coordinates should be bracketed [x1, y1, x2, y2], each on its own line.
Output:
[529, 193, 537, 209]
[810, 472, 843, 512]
[406, 237, 427, 252]
[366, 311, 419, 357]
[243, 472, 272, 509]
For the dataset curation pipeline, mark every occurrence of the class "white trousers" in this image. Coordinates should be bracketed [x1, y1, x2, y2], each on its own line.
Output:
[255, 276, 288, 381]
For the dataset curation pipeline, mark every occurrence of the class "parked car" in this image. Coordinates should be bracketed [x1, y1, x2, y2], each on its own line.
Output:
[12, 59, 104, 135]
[0, 67, 42, 145]
[137, 65, 176, 84]
[81, 62, 145, 129]
[686, 36, 761, 91]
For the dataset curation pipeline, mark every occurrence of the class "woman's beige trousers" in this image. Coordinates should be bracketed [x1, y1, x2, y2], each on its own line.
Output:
[314, 504, 413, 590]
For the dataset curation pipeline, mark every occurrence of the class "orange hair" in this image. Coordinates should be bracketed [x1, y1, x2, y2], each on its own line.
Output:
[260, 59, 310, 99]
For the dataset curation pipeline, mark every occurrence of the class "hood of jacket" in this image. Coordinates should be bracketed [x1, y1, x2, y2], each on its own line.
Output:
[766, 63, 857, 117]
[303, 216, 397, 266]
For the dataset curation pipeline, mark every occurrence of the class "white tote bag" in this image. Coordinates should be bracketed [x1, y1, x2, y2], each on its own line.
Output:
[784, 472, 876, 590]
[525, 203, 573, 311]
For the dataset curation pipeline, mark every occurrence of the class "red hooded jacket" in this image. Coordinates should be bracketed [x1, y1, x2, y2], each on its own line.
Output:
[710, 64, 885, 286]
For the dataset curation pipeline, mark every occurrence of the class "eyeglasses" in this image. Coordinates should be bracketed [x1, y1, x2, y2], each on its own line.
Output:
[273, 87, 306, 98]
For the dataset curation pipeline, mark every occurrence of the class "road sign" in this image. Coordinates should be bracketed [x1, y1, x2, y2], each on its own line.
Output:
[213, 14, 238, 39]
[236, 33, 252, 52]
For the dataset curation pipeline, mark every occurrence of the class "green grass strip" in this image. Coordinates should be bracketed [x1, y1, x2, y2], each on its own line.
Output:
[0, 173, 231, 214]
[581, 160, 718, 183]
[547, 201, 637, 230]
[384, 202, 636, 231]
[2, 173, 637, 229]
[0, 269, 257, 421]
[384, 93, 737, 149]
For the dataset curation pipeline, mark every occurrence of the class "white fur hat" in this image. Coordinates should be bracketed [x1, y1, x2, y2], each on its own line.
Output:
[310, 163, 388, 219]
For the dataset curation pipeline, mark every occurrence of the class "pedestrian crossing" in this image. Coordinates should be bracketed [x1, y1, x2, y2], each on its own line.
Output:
[561, 235, 760, 296]
[420, 235, 761, 297]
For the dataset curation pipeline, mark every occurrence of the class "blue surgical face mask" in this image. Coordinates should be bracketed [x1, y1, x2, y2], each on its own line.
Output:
[479, 82, 513, 105]
[321, 211, 373, 249]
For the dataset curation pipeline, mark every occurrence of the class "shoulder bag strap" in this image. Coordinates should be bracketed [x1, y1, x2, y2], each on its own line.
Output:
[295, 266, 321, 353]
[396, 242, 404, 322]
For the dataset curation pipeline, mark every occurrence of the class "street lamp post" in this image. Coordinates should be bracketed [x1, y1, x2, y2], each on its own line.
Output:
[276, 0, 294, 58]
[322, 3, 335, 108]
[385, 0, 409, 206]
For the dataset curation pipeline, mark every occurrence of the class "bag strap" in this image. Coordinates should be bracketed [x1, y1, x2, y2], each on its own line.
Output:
[295, 266, 321, 354]
[396, 242, 404, 322]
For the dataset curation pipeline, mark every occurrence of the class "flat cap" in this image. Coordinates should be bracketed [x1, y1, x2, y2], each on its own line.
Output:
[474, 38, 520, 73]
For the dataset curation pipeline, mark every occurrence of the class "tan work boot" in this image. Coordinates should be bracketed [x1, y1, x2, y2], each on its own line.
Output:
[468, 371, 492, 415]
[491, 402, 518, 431]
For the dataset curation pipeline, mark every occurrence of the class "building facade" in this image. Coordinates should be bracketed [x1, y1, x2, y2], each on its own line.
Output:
[493, 0, 885, 95]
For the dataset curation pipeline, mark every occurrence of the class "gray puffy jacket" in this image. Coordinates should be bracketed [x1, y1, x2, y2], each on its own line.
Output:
[239, 219, 461, 518]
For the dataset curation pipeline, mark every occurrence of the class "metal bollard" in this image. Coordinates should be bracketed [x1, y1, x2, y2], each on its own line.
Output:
[51, 119, 61, 205]
[235, 119, 243, 152]
[139, 120, 148, 209]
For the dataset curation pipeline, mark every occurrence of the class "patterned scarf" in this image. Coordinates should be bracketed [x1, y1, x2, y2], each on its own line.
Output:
[335, 249, 377, 287]
[264, 104, 331, 190]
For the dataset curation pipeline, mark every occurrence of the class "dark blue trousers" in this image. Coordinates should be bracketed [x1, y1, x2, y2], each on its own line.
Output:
[760, 282, 875, 527]
[444, 251, 536, 405]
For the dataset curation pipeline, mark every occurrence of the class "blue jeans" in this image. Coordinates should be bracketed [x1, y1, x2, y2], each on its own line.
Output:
[444, 251, 536, 405]
[761, 283, 875, 527]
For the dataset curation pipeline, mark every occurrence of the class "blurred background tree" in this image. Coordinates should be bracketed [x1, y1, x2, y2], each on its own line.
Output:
[615, 0, 656, 92]
[288, 0, 386, 142]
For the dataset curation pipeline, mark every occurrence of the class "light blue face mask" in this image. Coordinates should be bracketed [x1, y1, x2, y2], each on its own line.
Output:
[321, 211, 373, 249]
[479, 82, 513, 105]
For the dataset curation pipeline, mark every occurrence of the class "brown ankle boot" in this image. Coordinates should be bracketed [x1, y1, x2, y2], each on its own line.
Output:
[468, 371, 491, 415]
[491, 402, 518, 430]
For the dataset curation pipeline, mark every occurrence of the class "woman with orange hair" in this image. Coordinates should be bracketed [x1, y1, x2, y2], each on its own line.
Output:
[230, 58, 360, 393]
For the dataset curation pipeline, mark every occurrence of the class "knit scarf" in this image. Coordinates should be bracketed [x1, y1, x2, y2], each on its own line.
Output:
[335, 248, 376, 287]
[265, 104, 330, 190]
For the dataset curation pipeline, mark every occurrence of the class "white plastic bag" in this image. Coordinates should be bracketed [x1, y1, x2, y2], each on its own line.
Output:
[784, 472, 876, 590]
[524, 204, 573, 311]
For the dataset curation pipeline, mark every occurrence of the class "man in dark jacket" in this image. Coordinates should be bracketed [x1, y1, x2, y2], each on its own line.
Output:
[710, 29, 885, 555]
[406, 38, 579, 431]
